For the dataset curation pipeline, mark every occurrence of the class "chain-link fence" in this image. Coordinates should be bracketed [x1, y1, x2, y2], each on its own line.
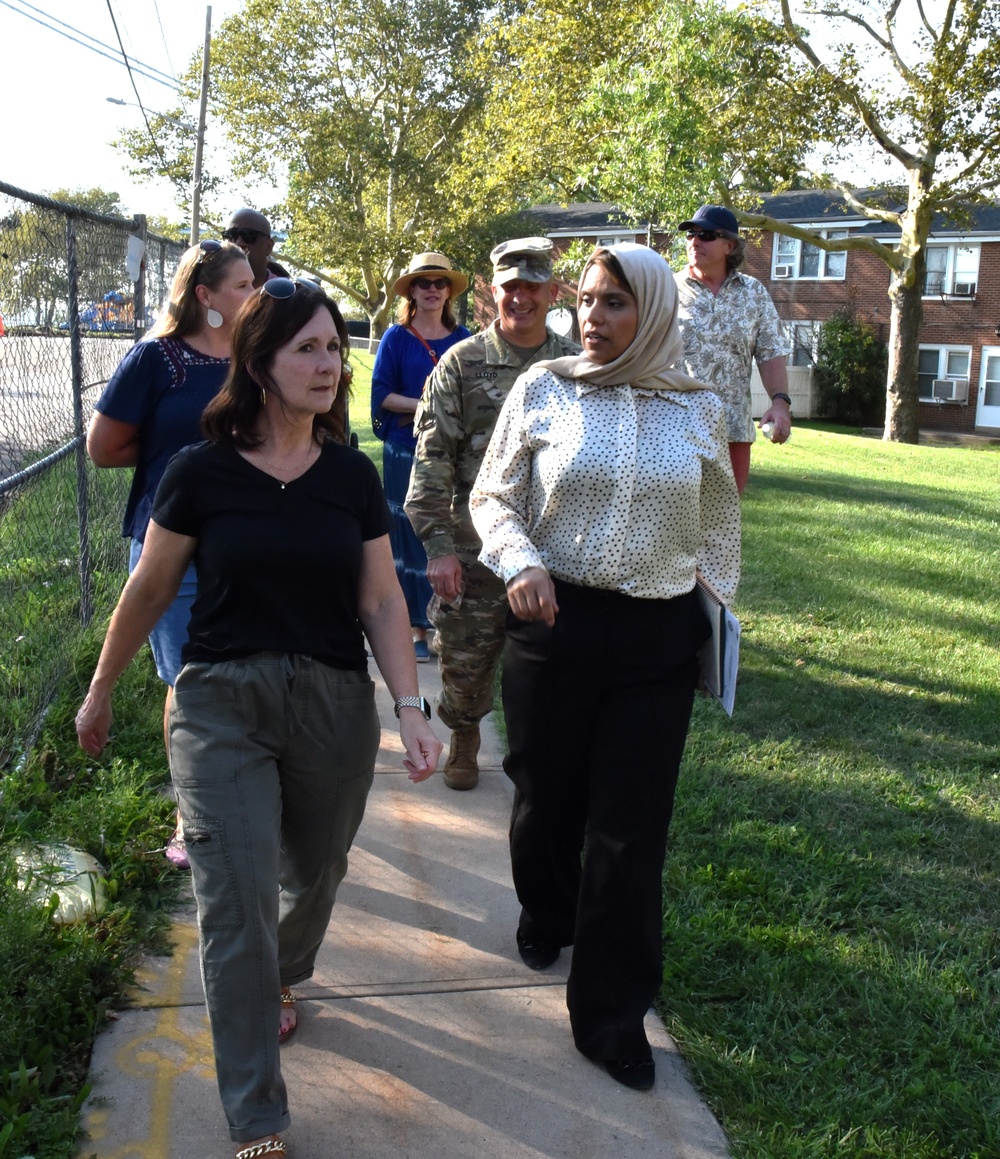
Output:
[0, 181, 184, 769]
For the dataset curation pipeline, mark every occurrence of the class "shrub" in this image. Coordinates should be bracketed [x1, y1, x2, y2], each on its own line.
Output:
[814, 310, 888, 425]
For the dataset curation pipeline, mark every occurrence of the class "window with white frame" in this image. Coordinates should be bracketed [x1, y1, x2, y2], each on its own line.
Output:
[917, 346, 971, 401]
[596, 234, 634, 247]
[772, 230, 849, 280]
[786, 321, 821, 366]
[922, 244, 980, 296]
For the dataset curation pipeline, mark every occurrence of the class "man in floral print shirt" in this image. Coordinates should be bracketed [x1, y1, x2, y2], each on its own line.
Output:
[674, 205, 791, 494]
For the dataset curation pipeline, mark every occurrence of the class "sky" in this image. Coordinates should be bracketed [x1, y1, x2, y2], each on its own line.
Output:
[2, 0, 274, 224]
[2, 0, 940, 229]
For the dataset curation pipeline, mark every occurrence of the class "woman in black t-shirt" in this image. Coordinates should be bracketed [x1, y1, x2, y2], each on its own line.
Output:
[76, 281, 442, 1159]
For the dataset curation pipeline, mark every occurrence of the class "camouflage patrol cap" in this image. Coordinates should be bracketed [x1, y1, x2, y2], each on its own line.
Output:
[490, 237, 554, 286]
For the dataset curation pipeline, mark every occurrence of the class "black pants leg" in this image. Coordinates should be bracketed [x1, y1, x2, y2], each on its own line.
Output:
[501, 582, 706, 1061]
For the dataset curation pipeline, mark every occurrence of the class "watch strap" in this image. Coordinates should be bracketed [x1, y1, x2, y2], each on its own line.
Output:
[771, 392, 792, 407]
[394, 695, 431, 720]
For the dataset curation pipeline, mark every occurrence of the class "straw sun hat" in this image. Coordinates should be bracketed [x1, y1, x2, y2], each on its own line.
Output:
[392, 252, 469, 298]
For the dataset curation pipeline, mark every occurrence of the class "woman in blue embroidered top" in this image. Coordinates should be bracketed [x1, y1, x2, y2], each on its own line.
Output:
[87, 239, 255, 866]
[371, 252, 470, 662]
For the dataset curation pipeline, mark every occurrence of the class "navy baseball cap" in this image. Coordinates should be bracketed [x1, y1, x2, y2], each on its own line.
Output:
[677, 205, 740, 238]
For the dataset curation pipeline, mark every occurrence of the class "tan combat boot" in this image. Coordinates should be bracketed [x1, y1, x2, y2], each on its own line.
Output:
[444, 725, 481, 790]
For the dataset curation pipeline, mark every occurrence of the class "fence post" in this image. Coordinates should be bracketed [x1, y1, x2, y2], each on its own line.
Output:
[66, 214, 94, 626]
[134, 213, 148, 344]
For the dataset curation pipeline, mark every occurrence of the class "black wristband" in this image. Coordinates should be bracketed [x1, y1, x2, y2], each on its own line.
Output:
[771, 392, 792, 407]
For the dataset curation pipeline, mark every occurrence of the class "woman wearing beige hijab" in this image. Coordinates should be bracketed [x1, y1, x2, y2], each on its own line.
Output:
[471, 243, 741, 1091]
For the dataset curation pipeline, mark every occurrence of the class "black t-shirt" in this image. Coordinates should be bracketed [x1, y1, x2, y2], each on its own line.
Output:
[152, 440, 392, 669]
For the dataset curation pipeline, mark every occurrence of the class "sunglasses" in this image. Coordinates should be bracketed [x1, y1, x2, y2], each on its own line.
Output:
[195, 238, 223, 263]
[222, 227, 269, 244]
[686, 229, 727, 242]
[260, 277, 316, 299]
[412, 277, 451, 291]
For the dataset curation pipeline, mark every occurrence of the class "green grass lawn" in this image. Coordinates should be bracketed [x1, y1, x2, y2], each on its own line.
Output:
[347, 350, 382, 474]
[666, 429, 1000, 1159]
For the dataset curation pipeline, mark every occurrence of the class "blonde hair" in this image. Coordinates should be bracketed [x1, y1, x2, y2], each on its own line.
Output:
[149, 241, 249, 339]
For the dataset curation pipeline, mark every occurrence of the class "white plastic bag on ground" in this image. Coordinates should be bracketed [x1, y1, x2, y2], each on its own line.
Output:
[14, 843, 108, 924]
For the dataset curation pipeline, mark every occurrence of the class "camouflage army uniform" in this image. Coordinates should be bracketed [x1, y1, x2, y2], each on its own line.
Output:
[405, 320, 581, 731]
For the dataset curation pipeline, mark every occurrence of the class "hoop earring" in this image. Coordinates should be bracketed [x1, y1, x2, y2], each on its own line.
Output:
[206, 308, 224, 329]
[260, 387, 267, 407]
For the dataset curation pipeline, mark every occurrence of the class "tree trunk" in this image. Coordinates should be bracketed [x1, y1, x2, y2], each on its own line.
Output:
[883, 262, 924, 444]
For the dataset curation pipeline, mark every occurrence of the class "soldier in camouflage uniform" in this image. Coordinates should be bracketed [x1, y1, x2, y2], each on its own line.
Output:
[405, 238, 581, 790]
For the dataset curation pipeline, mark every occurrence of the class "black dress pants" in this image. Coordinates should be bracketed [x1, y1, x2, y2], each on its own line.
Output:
[501, 580, 709, 1061]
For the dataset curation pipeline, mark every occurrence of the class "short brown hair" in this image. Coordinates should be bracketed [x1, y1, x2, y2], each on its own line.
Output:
[149, 241, 249, 339]
[202, 283, 352, 446]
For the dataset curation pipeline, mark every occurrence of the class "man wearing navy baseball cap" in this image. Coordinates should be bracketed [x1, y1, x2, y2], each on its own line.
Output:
[674, 205, 791, 493]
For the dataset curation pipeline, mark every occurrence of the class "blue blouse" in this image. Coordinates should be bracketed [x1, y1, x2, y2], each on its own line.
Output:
[94, 336, 230, 541]
[371, 323, 470, 450]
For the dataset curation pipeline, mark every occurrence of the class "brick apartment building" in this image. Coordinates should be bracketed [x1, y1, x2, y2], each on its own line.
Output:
[497, 197, 1000, 435]
[740, 190, 1000, 437]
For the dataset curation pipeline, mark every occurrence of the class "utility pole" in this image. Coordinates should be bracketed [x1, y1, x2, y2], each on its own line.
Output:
[190, 6, 212, 244]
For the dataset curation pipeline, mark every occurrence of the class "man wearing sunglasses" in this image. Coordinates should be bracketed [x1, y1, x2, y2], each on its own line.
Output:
[674, 204, 791, 494]
[222, 208, 289, 288]
[405, 237, 580, 791]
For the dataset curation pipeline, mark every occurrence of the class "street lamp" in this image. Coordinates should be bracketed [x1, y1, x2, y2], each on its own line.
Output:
[105, 97, 196, 132]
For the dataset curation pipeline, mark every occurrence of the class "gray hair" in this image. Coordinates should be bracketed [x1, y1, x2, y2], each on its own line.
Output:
[726, 236, 746, 274]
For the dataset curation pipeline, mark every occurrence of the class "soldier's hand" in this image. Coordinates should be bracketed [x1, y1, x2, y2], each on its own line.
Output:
[507, 567, 558, 626]
[427, 554, 464, 602]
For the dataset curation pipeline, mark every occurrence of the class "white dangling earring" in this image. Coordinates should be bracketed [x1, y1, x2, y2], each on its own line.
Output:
[206, 308, 224, 329]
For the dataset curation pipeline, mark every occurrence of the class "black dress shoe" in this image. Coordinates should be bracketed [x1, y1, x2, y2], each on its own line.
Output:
[515, 928, 561, 970]
[605, 1058, 655, 1091]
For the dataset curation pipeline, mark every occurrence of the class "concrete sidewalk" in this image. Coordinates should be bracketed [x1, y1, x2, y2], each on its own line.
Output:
[79, 657, 731, 1159]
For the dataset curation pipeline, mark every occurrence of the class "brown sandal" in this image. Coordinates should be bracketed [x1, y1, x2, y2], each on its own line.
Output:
[235, 1137, 285, 1158]
[278, 988, 297, 1045]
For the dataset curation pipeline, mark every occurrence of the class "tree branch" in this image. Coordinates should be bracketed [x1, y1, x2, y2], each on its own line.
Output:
[812, 7, 917, 84]
[913, 0, 938, 41]
[735, 209, 904, 269]
[779, 0, 916, 169]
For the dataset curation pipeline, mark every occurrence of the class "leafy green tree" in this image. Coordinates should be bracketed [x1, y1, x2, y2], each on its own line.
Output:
[1, 189, 131, 328]
[206, 0, 507, 335]
[475, 0, 1000, 443]
[815, 311, 890, 425]
[580, 0, 823, 230]
[735, 0, 1000, 442]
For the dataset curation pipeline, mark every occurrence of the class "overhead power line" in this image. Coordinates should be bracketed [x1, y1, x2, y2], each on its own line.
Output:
[104, 0, 184, 190]
[2, 0, 179, 90]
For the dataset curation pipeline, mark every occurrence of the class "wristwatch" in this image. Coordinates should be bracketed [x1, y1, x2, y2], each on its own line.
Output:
[394, 695, 432, 720]
[771, 392, 792, 407]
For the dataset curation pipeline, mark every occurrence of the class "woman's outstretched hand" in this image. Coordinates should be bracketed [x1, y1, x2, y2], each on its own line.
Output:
[399, 713, 444, 782]
[506, 566, 559, 626]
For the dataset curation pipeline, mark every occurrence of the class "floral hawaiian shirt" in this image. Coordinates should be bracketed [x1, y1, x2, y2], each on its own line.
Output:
[674, 270, 790, 442]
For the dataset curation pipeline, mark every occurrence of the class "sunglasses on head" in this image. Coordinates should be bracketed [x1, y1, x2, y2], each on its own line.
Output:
[195, 238, 223, 263]
[260, 277, 316, 299]
[222, 227, 268, 244]
[412, 277, 451, 291]
[686, 229, 727, 242]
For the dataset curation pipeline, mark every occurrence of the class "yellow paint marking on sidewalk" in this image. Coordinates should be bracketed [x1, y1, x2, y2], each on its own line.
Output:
[80, 919, 214, 1159]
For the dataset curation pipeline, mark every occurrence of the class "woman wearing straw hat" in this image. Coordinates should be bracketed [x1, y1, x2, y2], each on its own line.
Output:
[371, 253, 469, 662]
[471, 243, 741, 1092]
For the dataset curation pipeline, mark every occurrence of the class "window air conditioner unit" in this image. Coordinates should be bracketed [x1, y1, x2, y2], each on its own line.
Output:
[931, 378, 969, 402]
[952, 281, 976, 296]
[773, 264, 794, 279]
